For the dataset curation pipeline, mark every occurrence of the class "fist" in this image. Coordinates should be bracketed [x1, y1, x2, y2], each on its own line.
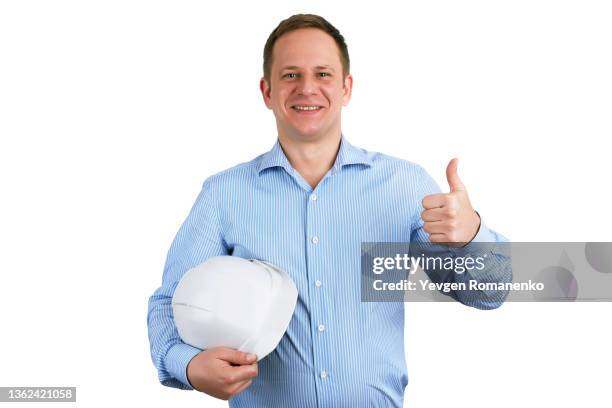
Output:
[421, 158, 481, 246]
[187, 347, 258, 400]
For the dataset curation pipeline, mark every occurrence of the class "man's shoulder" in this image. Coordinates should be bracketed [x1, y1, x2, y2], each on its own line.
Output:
[200, 153, 266, 191]
[357, 145, 439, 194]
[365, 147, 428, 177]
[355, 146, 441, 204]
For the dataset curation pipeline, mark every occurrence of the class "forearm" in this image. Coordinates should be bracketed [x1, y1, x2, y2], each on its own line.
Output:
[147, 287, 202, 390]
[412, 222, 512, 310]
[448, 225, 512, 309]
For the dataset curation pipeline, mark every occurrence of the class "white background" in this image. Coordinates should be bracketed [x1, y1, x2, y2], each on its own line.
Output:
[1, 1, 611, 407]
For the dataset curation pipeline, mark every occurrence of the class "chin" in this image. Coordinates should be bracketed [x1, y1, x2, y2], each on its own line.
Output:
[292, 129, 326, 141]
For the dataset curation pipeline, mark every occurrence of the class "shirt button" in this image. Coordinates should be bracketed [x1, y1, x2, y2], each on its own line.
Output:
[315, 280, 322, 288]
[311, 236, 319, 244]
[318, 324, 325, 332]
[310, 193, 317, 201]
[320, 370, 328, 379]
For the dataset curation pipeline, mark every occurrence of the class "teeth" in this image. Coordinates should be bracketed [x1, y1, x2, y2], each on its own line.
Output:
[293, 106, 321, 111]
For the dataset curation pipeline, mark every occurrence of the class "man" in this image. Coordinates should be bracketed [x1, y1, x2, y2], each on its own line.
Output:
[147, 14, 511, 407]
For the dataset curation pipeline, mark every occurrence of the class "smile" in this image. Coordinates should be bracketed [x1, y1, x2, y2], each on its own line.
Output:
[291, 105, 324, 111]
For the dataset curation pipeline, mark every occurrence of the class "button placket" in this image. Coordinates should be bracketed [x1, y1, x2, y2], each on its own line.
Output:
[305, 188, 330, 392]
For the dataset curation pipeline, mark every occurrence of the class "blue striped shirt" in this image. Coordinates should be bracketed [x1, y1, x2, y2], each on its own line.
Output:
[147, 136, 510, 407]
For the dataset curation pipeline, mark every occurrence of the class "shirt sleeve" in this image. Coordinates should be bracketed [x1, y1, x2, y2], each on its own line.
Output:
[147, 179, 229, 390]
[410, 166, 512, 310]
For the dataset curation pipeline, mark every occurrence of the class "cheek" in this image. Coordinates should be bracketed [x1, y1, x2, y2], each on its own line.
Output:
[323, 84, 345, 104]
[274, 89, 291, 109]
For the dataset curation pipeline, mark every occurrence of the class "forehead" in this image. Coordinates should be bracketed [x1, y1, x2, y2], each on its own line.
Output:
[272, 28, 342, 70]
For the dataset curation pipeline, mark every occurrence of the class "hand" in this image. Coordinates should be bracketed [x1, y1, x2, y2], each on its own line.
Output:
[421, 158, 481, 246]
[186, 347, 258, 400]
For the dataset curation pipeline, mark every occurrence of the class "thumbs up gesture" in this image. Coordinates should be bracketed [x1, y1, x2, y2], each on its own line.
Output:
[421, 158, 481, 245]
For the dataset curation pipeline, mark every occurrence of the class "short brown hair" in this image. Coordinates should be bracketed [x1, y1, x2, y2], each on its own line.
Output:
[263, 14, 350, 84]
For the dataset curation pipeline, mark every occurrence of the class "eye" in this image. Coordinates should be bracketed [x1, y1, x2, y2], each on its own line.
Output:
[283, 73, 298, 79]
[318, 72, 331, 78]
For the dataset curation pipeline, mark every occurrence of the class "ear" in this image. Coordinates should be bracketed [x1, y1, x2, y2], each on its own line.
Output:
[342, 73, 353, 106]
[260, 77, 272, 109]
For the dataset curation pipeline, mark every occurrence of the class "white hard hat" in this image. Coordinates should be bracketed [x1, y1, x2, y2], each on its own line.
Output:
[171, 256, 298, 361]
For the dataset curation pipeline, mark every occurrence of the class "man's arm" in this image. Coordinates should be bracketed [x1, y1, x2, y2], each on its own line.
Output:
[410, 161, 512, 310]
[147, 180, 228, 389]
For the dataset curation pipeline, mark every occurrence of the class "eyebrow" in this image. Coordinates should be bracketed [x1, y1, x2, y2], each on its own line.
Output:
[280, 65, 336, 72]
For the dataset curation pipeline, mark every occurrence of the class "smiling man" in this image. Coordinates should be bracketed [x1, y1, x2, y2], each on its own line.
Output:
[259, 26, 353, 189]
[147, 14, 511, 407]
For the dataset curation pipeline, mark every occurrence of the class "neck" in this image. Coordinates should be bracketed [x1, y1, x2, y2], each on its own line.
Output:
[278, 131, 342, 189]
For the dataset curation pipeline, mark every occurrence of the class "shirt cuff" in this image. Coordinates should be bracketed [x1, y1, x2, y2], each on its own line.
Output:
[452, 214, 496, 255]
[165, 343, 202, 389]
[468, 220, 496, 243]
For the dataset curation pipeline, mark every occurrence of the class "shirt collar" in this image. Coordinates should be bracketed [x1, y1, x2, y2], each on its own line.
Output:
[257, 139, 294, 175]
[332, 135, 373, 171]
[257, 134, 373, 175]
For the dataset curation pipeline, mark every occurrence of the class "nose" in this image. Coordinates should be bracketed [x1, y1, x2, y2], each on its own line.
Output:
[296, 75, 317, 96]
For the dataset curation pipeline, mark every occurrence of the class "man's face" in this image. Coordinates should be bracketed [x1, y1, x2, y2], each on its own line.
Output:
[260, 28, 353, 143]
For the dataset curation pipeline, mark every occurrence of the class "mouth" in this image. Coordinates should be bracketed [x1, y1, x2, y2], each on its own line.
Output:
[290, 105, 325, 114]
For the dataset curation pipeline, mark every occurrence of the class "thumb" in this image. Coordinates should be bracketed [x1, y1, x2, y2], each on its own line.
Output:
[446, 158, 466, 192]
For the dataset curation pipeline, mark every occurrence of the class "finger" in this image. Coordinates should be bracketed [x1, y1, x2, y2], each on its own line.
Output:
[428, 233, 447, 243]
[421, 208, 455, 222]
[446, 158, 466, 192]
[222, 363, 258, 384]
[228, 379, 253, 398]
[422, 193, 450, 209]
[216, 348, 257, 365]
[423, 221, 449, 234]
